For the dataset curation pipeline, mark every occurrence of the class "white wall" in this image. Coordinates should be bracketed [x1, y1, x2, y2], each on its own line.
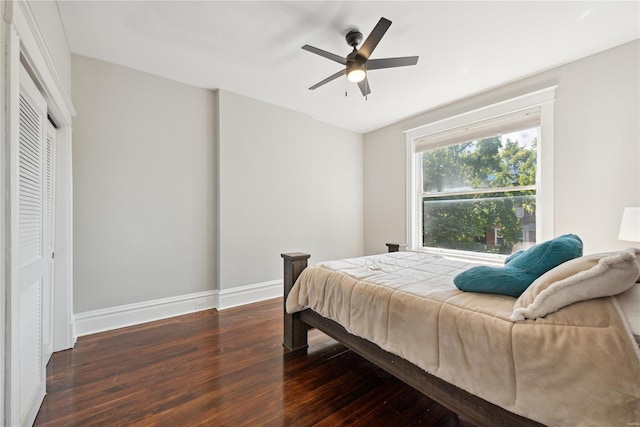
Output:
[72, 55, 217, 313]
[363, 124, 407, 255]
[71, 71, 362, 314]
[218, 90, 312, 291]
[311, 121, 363, 262]
[29, 0, 72, 97]
[218, 90, 363, 294]
[364, 40, 639, 255]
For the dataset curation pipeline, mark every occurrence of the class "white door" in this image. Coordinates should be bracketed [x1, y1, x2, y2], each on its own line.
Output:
[15, 63, 50, 426]
[43, 121, 56, 364]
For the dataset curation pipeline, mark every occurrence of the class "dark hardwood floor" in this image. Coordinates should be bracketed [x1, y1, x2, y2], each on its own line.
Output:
[35, 298, 474, 426]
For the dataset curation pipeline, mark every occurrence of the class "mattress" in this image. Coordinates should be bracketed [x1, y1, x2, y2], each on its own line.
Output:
[286, 251, 640, 427]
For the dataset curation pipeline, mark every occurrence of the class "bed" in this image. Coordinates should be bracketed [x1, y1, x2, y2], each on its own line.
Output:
[281, 246, 640, 427]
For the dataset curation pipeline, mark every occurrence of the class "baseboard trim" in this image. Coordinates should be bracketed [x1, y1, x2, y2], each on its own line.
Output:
[219, 280, 283, 310]
[74, 281, 284, 336]
[74, 290, 218, 337]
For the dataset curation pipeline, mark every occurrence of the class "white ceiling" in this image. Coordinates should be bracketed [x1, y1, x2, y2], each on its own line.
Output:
[57, 1, 639, 134]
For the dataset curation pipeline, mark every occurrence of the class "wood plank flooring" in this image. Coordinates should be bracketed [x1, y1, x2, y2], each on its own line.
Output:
[35, 298, 475, 426]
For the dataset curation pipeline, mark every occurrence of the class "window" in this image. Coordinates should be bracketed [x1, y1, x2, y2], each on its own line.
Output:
[405, 88, 556, 258]
[420, 126, 538, 255]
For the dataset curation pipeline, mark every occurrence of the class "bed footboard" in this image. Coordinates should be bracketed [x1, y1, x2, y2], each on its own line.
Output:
[282, 245, 400, 351]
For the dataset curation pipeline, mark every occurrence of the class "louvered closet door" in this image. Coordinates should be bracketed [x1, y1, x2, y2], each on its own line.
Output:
[17, 64, 49, 425]
[43, 121, 56, 364]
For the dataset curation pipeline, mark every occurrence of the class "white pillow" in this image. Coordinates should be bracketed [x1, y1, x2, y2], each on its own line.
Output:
[511, 248, 640, 321]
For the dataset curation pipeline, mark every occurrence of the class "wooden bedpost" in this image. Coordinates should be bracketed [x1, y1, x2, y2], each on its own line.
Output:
[385, 243, 406, 252]
[281, 252, 311, 351]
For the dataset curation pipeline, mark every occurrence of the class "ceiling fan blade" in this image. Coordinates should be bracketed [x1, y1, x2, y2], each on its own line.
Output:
[357, 77, 371, 97]
[358, 17, 392, 60]
[302, 45, 347, 65]
[367, 56, 419, 70]
[309, 69, 346, 90]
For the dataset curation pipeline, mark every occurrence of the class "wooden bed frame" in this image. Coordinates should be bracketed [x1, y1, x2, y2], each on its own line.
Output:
[281, 246, 544, 427]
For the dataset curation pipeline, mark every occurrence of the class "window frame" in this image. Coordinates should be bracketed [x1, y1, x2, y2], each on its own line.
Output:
[404, 87, 557, 260]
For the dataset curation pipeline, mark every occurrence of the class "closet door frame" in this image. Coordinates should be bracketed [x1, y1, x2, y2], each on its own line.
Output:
[0, 6, 7, 424]
[2, 1, 76, 425]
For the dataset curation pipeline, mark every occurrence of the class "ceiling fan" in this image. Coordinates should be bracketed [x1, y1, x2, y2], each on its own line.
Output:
[302, 17, 419, 97]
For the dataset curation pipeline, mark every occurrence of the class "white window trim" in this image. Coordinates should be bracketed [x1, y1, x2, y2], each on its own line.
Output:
[404, 86, 557, 258]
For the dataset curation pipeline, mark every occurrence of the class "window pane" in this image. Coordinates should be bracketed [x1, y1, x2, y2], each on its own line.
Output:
[422, 192, 536, 255]
[422, 128, 538, 194]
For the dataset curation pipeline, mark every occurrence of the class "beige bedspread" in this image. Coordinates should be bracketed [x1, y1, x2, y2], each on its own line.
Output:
[286, 252, 640, 427]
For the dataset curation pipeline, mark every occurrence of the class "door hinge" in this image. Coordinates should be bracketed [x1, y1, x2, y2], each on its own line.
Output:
[52, 252, 55, 260]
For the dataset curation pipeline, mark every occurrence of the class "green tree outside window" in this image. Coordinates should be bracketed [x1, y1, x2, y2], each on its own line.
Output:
[422, 131, 537, 255]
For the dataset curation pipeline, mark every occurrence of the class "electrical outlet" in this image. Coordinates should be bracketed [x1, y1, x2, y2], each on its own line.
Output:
[195, 299, 206, 309]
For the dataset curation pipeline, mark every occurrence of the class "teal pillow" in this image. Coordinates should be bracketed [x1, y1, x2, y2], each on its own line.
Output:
[505, 250, 525, 264]
[453, 234, 583, 297]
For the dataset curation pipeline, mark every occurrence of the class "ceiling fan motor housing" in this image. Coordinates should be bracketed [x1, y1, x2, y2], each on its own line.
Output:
[345, 30, 363, 48]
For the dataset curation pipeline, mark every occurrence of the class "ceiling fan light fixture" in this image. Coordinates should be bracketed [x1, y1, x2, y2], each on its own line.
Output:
[303, 17, 418, 96]
[347, 62, 366, 83]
